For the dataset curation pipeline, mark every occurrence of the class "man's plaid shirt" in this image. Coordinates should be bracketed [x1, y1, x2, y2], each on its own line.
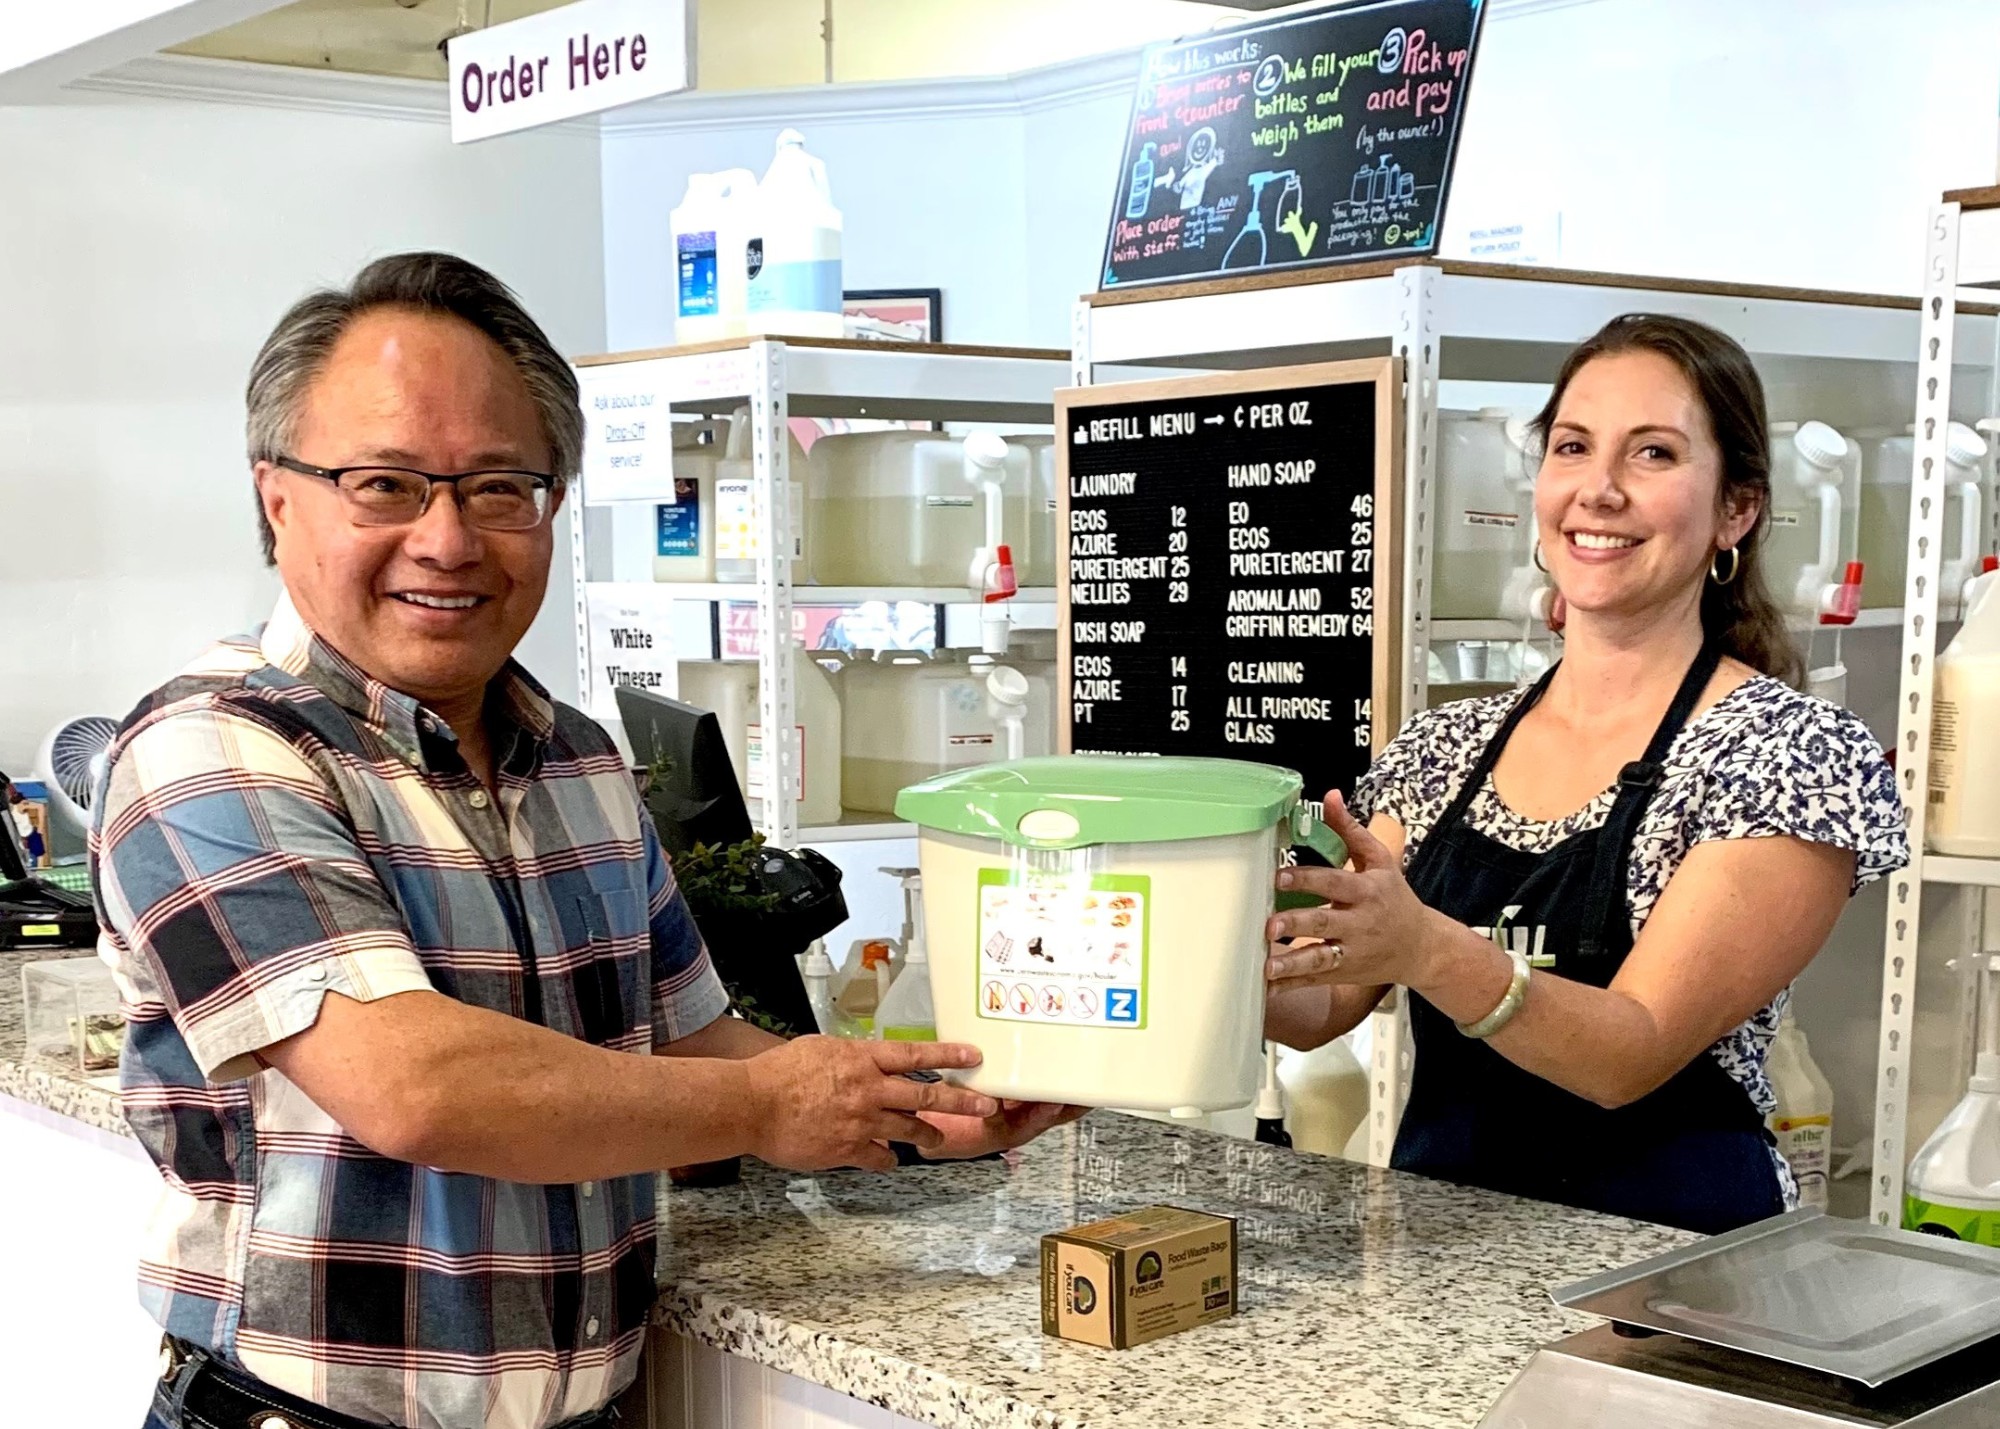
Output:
[93, 594, 728, 1428]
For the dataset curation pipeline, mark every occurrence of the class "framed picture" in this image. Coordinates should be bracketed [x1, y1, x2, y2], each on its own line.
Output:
[842, 288, 943, 345]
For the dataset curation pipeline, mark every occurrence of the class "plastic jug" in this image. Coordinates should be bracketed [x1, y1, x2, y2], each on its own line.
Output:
[806, 432, 1031, 587]
[1859, 423, 1988, 611]
[1277, 1037, 1370, 1157]
[744, 129, 843, 339]
[1000, 435, 1060, 589]
[713, 406, 811, 584]
[874, 930, 936, 1041]
[1764, 1006, 1835, 1211]
[1765, 421, 1861, 618]
[1906, 953, 2000, 1243]
[1432, 409, 1540, 621]
[675, 647, 843, 825]
[1929, 568, 2000, 855]
[672, 169, 757, 345]
[652, 417, 729, 582]
[837, 650, 1054, 814]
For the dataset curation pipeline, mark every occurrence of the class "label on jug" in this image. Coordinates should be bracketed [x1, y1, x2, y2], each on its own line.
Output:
[976, 869, 1149, 1030]
[1905, 1195, 2000, 1246]
[676, 231, 719, 319]
[656, 479, 702, 557]
[1460, 509, 1519, 529]
[1770, 1112, 1831, 1211]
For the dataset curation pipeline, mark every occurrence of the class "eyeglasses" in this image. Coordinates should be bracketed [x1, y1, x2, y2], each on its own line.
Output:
[273, 456, 556, 532]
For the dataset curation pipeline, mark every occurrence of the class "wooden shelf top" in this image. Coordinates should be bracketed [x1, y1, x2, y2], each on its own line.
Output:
[1085, 256, 2000, 317]
[573, 336, 1070, 369]
[1945, 184, 2000, 213]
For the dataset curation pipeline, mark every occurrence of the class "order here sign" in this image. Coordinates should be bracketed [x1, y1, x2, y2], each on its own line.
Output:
[447, 0, 691, 143]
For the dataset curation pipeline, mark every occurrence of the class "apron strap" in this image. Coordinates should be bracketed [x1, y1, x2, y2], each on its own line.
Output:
[1405, 662, 1560, 885]
[1575, 642, 1725, 962]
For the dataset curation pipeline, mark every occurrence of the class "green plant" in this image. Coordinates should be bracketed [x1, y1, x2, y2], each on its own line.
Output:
[673, 835, 783, 916]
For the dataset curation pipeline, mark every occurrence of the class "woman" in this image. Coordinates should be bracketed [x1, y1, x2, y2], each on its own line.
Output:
[1265, 314, 1907, 1234]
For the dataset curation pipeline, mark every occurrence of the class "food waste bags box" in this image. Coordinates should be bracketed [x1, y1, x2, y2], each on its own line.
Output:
[1041, 1206, 1237, 1349]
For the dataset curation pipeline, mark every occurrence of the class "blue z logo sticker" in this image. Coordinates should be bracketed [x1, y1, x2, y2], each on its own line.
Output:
[1106, 989, 1139, 1023]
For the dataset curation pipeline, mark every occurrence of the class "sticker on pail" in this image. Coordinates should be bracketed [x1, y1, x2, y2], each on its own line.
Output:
[975, 869, 1148, 1029]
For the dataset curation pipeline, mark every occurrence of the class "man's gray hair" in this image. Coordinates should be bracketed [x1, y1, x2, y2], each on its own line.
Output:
[245, 251, 583, 564]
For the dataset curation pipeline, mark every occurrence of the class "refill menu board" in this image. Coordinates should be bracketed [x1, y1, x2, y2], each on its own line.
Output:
[1056, 361, 1401, 820]
[1101, 0, 1484, 290]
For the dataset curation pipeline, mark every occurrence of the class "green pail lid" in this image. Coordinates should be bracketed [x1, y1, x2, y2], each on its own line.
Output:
[894, 755, 1305, 851]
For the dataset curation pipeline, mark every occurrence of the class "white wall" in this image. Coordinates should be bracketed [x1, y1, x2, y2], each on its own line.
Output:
[0, 65, 604, 776]
[603, 0, 2000, 355]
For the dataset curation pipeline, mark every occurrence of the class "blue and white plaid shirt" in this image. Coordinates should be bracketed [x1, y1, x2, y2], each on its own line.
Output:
[93, 593, 728, 1429]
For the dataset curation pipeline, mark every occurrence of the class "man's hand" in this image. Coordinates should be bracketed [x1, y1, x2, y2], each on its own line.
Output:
[918, 1100, 1090, 1160]
[742, 1036, 1002, 1171]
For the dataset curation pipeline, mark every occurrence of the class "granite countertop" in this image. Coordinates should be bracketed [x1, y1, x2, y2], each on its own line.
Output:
[0, 943, 130, 1135]
[4, 947, 1696, 1428]
[655, 1113, 1698, 1429]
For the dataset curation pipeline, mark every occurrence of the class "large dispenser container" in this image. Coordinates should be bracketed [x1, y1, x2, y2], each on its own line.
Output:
[895, 756, 1342, 1115]
[838, 649, 1054, 813]
[1431, 408, 1540, 622]
[1765, 421, 1861, 618]
[675, 648, 843, 825]
[806, 432, 1030, 587]
[1859, 422, 1989, 611]
[1930, 569, 2000, 856]
[1002, 435, 1060, 588]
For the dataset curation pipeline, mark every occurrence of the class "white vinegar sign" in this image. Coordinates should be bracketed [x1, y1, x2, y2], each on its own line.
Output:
[448, 0, 691, 144]
[585, 583, 678, 721]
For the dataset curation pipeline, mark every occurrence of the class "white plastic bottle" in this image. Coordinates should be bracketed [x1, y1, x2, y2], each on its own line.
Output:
[671, 173, 728, 344]
[1764, 1007, 1835, 1211]
[713, 405, 811, 585]
[675, 646, 843, 825]
[874, 929, 936, 1042]
[1930, 568, 2000, 855]
[743, 130, 844, 339]
[1278, 1037, 1370, 1157]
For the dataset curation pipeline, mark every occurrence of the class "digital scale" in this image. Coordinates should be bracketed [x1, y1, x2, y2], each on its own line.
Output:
[1480, 1209, 2000, 1428]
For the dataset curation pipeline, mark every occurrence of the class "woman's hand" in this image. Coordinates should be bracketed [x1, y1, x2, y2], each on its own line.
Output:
[1265, 791, 1442, 992]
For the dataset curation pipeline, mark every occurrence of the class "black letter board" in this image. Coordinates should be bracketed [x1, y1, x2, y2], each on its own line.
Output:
[1056, 361, 1403, 823]
[1101, 0, 1484, 290]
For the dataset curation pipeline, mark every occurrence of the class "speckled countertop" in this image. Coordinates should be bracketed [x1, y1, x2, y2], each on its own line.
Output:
[3, 947, 1694, 1428]
[655, 1114, 1697, 1429]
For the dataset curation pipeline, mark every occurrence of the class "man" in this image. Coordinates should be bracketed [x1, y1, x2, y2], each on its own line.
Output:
[96, 253, 1078, 1429]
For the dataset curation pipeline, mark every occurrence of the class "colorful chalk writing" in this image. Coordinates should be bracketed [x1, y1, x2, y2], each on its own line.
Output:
[1100, 0, 1484, 290]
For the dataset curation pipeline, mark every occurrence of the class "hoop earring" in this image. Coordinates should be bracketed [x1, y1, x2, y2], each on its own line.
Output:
[1710, 547, 1740, 586]
[1532, 541, 1548, 573]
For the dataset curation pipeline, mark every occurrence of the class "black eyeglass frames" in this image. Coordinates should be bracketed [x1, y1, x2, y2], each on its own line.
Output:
[272, 456, 557, 532]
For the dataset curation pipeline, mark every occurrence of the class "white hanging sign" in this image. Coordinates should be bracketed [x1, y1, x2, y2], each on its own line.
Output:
[576, 358, 677, 505]
[585, 583, 679, 721]
[447, 0, 692, 144]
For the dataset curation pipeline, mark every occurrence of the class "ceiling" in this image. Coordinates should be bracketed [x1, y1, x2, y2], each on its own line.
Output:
[169, 0, 1250, 89]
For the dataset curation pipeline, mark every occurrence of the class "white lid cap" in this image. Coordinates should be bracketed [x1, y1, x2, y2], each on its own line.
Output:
[963, 431, 1010, 475]
[1949, 422, 1990, 470]
[1792, 420, 1848, 470]
[803, 940, 834, 976]
[1477, 406, 1515, 421]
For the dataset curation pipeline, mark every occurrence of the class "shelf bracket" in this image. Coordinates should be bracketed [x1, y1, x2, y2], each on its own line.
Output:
[749, 339, 799, 850]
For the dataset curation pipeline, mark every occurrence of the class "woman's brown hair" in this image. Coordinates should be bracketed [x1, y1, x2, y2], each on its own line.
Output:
[1529, 313, 1804, 688]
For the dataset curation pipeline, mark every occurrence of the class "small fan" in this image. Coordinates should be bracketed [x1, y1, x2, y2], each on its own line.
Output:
[37, 715, 120, 846]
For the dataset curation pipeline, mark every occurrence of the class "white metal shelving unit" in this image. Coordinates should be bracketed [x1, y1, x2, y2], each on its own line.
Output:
[1074, 257, 2000, 1169]
[570, 337, 1075, 850]
[1868, 187, 2000, 1226]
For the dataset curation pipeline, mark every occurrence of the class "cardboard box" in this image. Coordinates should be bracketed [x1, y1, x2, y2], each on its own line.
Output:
[1040, 1205, 1236, 1349]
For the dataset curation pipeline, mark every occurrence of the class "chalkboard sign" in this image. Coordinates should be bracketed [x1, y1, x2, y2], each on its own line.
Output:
[1056, 361, 1402, 821]
[1101, 0, 1484, 290]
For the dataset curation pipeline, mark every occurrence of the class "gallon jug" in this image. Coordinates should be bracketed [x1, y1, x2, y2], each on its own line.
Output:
[839, 651, 1052, 813]
[652, 417, 729, 582]
[1432, 409, 1540, 622]
[713, 406, 811, 584]
[1765, 421, 1860, 618]
[676, 647, 843, 825]
[744, 129, 843, 339]
[1764, 1006, 1835, 1211]
[806, 432, 1031, 587]
[1906, 953, 2000, 1243]
[1860, 423, 1988, 611]
[1929, 568, 2000, 855]
[1277, 1036, 1369, 1157]
[672, 169, 757, 345]
[895, 756, 1345, 1115]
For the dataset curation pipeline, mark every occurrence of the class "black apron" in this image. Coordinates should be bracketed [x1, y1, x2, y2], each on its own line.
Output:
[1391, 644, 1785, 1234]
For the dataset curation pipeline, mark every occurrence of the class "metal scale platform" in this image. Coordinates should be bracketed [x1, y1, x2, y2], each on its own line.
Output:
[1479, 1210, 2000, 1428]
